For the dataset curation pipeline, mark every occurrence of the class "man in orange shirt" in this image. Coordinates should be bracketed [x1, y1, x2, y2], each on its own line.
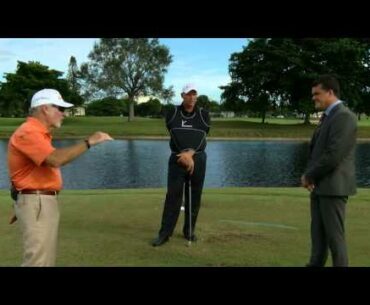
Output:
[8, 88, 113, 266]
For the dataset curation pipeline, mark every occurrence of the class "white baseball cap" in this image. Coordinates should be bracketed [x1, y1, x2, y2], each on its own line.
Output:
[182, 83, 197, 94]
[30, 89, 74, 109]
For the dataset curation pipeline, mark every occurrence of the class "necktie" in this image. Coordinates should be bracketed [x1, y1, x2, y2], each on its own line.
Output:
[311, 112, 327, 151]
[318, 113, 327, 126]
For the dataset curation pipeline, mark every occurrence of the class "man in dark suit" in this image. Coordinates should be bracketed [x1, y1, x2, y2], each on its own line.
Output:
[301, 75, 357, 267]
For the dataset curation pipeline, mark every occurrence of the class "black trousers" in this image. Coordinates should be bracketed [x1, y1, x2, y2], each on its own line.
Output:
[308, 193, 348, 267]
[158, 152, 207, 238]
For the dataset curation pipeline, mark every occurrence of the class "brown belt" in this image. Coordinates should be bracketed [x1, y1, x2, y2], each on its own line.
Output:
[18, 190, 59, 196]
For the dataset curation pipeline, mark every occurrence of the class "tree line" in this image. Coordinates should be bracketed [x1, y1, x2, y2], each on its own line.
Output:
[1, 38, 369, 123]
[221, 38, 370, 123]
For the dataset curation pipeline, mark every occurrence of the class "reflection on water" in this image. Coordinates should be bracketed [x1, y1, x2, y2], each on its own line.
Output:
[0, 140, 369, 189]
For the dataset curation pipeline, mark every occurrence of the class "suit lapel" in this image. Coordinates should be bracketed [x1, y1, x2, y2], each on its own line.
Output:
[309, 103, 344, 153]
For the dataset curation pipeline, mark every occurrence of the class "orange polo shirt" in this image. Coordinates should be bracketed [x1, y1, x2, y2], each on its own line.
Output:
[8, 117, 62, 190]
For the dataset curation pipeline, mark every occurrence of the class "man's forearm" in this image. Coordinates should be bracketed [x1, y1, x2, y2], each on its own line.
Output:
[44, 141, 89, 167]
[44, 131, 113, 167]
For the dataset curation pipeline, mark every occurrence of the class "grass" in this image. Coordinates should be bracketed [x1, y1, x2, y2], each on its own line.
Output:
[0, 117, 370, 140]
[1, 116, 370, 139]
[1, 187, 369, 266]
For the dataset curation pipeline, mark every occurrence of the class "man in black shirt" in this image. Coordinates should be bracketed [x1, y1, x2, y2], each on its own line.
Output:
[152, 84, 210, 247]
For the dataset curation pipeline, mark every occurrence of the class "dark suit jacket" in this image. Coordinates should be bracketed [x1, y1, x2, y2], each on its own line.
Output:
[305, 103, 357, 196]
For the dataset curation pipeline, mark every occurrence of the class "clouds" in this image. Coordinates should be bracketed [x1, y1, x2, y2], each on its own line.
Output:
[0, 38, 246, 102]
[0, 38, 97, 79]
[0, 48, 18, 78]
[0, 49, 16, 62]
[164, 50, 234, 102]
[167, 67, 231, 102]
[160, 38, 246, 102]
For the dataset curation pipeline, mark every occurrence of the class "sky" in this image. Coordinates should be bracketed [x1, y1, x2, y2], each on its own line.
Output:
[0, 38, 248, 103]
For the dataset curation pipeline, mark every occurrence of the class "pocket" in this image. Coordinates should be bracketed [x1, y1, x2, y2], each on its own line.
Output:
[15, 194, 26, 206]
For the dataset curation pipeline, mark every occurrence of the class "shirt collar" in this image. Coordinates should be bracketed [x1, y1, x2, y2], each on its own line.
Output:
[325, 100, 342, 116]
[26, 117, 51, 137]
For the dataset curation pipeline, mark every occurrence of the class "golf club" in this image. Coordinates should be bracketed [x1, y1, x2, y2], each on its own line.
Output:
[187, 179, 192, 247]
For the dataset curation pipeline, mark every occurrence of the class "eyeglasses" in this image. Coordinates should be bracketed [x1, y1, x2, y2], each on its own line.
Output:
[51, 105, 66, 113]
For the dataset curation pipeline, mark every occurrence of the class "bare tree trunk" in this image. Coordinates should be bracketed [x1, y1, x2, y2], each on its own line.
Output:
[304, 112, 310, 125]
[261, 111, 266, 124]
[128, 100, 135, 122]
[357, 112, 361, 121]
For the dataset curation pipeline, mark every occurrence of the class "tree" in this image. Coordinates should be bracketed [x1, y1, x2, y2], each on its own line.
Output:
[0, 61, 78, 117]
[66, 56, 84, 111]
[161, 85, 175, 105]
[67, 56, 80, 92]
[136, 98, 162, 117]
[86, 97, 128, 116]
[161, 103, 175, 118]
[226, 38, 284, 123]
[223, 38, 370, 124]
[196, 95, 211, 108]
[284, 38, 370, 123]
[208, 100, 221, 112]
[80, 38, 172, 122]
[195, 94, 221, 112]
[220, 82, 247, 113]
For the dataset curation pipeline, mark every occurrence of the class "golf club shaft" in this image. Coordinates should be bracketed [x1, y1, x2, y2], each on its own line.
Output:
[189, 179, 192, 243]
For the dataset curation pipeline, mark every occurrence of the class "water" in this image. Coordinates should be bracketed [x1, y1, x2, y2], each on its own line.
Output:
[1, 139, 369, 189]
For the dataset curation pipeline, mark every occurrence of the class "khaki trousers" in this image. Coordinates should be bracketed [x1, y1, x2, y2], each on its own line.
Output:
[14, 194, 60, 267]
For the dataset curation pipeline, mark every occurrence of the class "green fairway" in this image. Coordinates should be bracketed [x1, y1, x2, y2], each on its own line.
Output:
[1, 187, 369, 266]
[1, 116, 370, 139]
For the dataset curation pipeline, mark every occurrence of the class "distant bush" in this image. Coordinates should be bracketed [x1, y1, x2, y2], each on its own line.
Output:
[86, 97, 130, 116]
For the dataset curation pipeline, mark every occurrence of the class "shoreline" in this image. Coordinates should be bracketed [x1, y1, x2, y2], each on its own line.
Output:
[1, 135, 370, 142]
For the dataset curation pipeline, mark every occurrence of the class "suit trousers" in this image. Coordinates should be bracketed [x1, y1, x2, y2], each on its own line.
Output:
[308, 193, 348, 267]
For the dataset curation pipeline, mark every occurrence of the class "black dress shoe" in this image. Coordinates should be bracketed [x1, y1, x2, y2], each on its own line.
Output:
[152, 235, 169, 247]
[184, 234, 197, 242]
